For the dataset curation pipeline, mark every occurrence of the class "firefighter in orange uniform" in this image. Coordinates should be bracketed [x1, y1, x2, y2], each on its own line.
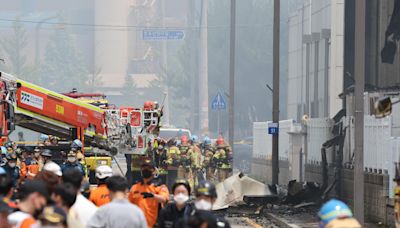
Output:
[89, 165, 113, 207]
[128, 160, 169, 228]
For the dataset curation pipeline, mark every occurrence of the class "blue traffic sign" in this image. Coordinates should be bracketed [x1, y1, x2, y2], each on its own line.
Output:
[268, 127, 279, 135]
[211, 92, 227, 110]
[143, 30, 185, 40]
[268, 122, 279, 135]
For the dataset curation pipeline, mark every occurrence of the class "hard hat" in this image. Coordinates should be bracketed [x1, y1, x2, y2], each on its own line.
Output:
[203, 136, 211, 145]
[41, 149, 52, 157]
[180, 135, 189, 144]
[71, 139, 83, 149]
[144, 101, 154, 110]
[95, 165, 113, 179]
[172, 179, 191, 194]
[43, 162, 62, 177]
[195, 180, 217, 198]
[6, 153, 17, 161]
[318, 199, 353, 226]
[190, 135, 199, 143]
[167, 138, 177, 147]
[216, 136, 225, 145]
[34, 147, 40, 153]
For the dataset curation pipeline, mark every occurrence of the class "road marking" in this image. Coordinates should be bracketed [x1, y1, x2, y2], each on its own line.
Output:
[243, 217, 263, 228]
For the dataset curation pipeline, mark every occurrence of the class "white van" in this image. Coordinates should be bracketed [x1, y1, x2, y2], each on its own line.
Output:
[159, 128, 191, 141]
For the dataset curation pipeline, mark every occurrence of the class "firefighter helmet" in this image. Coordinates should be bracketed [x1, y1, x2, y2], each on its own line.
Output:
[195, 180, 217, 198]
[71, 139, 83, 149]
[216, 136, 225, 145]
[318, 199, 353, 226]
[181, 135, 189, 144]
[144, 101, 154, 110]
[203, 136, 211, 146]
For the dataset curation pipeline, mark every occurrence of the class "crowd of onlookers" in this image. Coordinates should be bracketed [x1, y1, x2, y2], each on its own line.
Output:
[0, 134, 362, 228]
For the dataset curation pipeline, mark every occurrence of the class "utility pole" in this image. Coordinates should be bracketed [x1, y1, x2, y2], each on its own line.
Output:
[199, 0, 209, 134]
[272, 0, 280, 185]
[161, 0, 170, 126]
[229, 0, 236, 146]
[354, 0, 365, 224]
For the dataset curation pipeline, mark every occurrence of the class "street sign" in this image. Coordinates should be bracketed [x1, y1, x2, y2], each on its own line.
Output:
[211, 92, 227, 110]
[268, 122, 279, 135]
[142, 30, 185, 40]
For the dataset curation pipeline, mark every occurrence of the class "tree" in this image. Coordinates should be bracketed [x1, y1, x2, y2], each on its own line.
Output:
[87, 67, 103, 92]
[39, 18, 89, 92]
[0, 18, 35, 79]
[121, 74, 141, 105]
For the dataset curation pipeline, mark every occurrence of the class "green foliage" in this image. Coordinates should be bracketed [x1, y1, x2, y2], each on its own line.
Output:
[0, 18, 35, 79]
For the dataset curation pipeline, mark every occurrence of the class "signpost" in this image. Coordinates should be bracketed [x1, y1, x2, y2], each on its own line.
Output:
[142, 30, 185, 41]
[211, 92, 227, 134]
[268, 122, 279, 135]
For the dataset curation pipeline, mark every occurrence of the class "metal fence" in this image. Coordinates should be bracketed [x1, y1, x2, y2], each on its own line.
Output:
[252, 120, 295, 160]
[306, 118, 334, 163]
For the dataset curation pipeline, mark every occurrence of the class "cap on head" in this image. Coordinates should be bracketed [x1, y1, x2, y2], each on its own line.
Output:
[141, 159, 155, 170]
[43, 162, 62, 177]
[6, 153, 17, 161]
[95, 165, 113, 179]
[41, 149, 52, 157]
[39, 205, 67, 225]
[195, 180, 217, 198]
[172, 179, 191, 194]
[318, 199, 353, 226]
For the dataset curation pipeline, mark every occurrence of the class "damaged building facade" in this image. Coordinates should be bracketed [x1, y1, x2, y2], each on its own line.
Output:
[252, 0, 400, 226]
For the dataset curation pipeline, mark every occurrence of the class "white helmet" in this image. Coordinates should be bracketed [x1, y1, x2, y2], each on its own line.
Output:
[95, 165, 113, 179]
[43, 162, 62, 177]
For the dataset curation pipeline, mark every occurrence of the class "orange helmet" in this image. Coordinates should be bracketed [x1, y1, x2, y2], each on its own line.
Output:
[216, 136, 225, 145]
[181, 135, 188, 144]
[144, 101, 154, 110]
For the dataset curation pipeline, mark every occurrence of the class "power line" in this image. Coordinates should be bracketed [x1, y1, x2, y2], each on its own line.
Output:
[0, 18, 272, 30]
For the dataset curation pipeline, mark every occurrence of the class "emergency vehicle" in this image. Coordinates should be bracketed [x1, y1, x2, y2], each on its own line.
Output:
[0, 71, 161, 157]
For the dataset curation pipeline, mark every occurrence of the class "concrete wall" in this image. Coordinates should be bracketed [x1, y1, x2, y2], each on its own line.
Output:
[251, 158, 290, 186]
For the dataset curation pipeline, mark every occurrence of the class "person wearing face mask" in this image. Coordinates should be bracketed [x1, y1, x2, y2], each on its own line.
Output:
[4, 153, 20, 187]
[61, 151, 85, 177]
[40, 149, 54, 171]
[157, 179, 193, 228]
[8, 180, 49, 228]
[181, 180, 230, 228]
[129, 160, 169, 228]
[25, 148, 40, 180]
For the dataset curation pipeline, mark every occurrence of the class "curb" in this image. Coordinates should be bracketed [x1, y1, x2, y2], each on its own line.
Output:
[265, 213, 302, 228]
